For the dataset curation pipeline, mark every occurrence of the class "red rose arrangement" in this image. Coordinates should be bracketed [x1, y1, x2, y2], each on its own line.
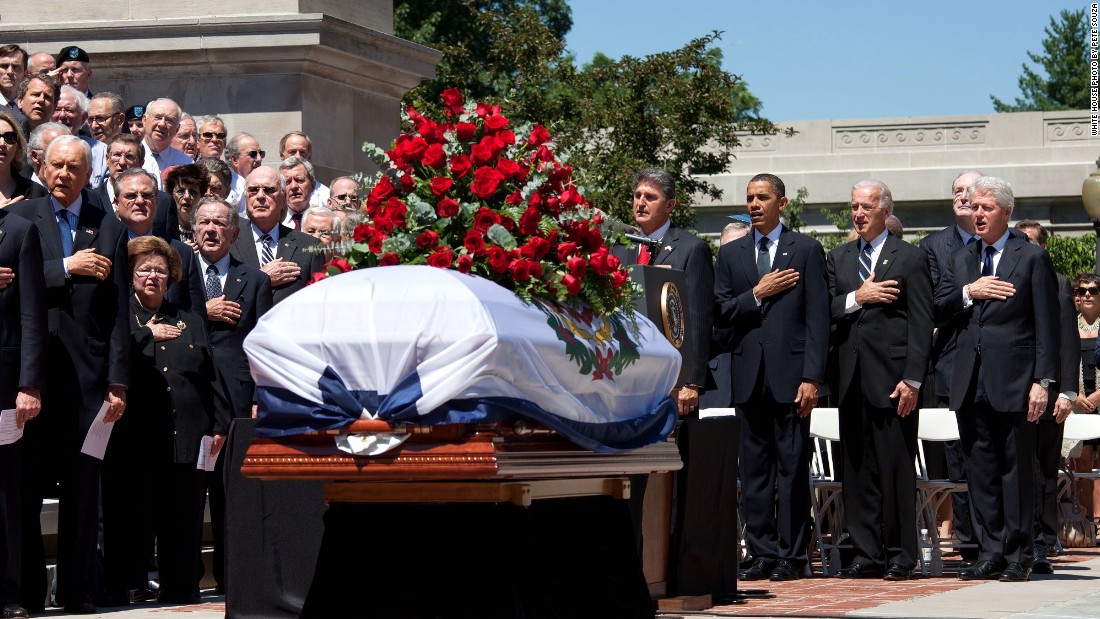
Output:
[322, 89, 637, 316]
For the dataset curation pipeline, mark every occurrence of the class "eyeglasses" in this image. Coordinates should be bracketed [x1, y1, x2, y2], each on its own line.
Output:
[305, 230, 332, 238]
[0, 131, 17, 145]
[332, 193, 359, 203]
[244, 150, 265, 160]
[201, 131, 227, 140]
[88, 114, 120, 125]
[246, 185, 279, 196]
[135, 268, 169, 279]
[108, 151, 140, 162]
[1075, 287, 1100, 296]
[120, 192, 155, 202]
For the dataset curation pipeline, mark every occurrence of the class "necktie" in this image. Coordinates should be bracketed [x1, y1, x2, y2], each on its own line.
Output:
[291, 212, 303, 232]
[637, 243, 650, 266]
[259, 233, 275, 266]
[56, 209, 75, 257]
[205, 264, 222, 300]
[981, 244, 996, 277]
[858, 241, 873, 281]
[757, 237, 771, 278]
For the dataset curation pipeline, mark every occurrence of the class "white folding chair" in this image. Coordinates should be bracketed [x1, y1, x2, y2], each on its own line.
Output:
[915, 408, 976, 576]
[808, 407, 847, 576]
[1059, 412, 1100, 502]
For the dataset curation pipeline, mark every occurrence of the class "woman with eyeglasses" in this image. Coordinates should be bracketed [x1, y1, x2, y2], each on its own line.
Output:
[0, 108, 45, 207]
[101, 236, 227, 606]
[1068, 273, 1100, 530]
[164, 163, 209, 250]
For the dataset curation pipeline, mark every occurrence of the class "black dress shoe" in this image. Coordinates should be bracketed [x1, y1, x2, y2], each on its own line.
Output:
[883, 564, 911, 581]
[739, 557, 777, 581]
[129, 586, 159, 603]
[62, 600, 98, 614]
[1, 603, 28, 618]
[957, 559, 977, 570]
[835, 563, 884, 578]
[959, 559, 1004, 581]
[769, 560, 801, 581]
[999, 562, 1031, 582]
[1032, 558, 1053, 574]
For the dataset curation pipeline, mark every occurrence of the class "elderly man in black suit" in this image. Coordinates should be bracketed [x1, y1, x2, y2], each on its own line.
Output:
[194, 197, 272, 594]
[230, 166, 323, 304]
[828, 181, 932, 580]
[0, 205, 47, 619]
[627, 169, 724, 595]
[935, 176, 1059, 583]
[6, 135, 129, 614]
[918, 170, 983, 566]
[714, 173, 830, 582]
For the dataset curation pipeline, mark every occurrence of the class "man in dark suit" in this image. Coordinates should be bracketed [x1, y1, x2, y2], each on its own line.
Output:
[935, 176, 1059, 583]
[92, 134, 175, 233]
[714, 173, 830, 582]
[193, 197, 272, 593]
[112, 167, 205, 317]
[627, 169, 723, 595]
[0, 207, 47, 619]
[230, 166, 323, 304]
[917, 170, 982, 566]
[6, 135, 129, 613]
[827, 181, 932, 580]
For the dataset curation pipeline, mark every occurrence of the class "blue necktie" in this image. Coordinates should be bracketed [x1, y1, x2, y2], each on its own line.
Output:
[981, 245, 996, 277]
[858, 241, 873, 281]
[56, 209, 75, 257]
[260, 234, 275, 266]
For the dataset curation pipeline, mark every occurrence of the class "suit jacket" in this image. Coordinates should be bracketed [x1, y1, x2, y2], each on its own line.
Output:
[714, 225, 831, 404]
[920, 225, 970, 398]
[208, 256, 272, 431]
[934, 234, 1059, 412]
[649, 226, 714, 387]
[12, 173, 47, 201]
[0, 210, 47, 407]
[827, 235, 933, 409]
[91, 183, 175, 237]
[231, 223, 325, 304]
[1046, 273, 1077, 419]
[165, 238, 207, 318]
[7, 192, 131, 426]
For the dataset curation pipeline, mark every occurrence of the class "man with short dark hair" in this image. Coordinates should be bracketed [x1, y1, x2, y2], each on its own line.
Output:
[279, 156, 315, 230]
[15, 73, 58, 136]
[0, 45, 27, 110]
[935, 176, 1060, 583]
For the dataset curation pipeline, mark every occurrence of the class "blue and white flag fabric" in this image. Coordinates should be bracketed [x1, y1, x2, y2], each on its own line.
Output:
[243, 265, 682, 453]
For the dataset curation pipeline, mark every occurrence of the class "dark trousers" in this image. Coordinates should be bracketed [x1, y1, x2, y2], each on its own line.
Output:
[1033, 416, 1065, 553]
[0, 443, 21, 605]
[934, 397, 979, 560]
[839, 381, 919, 569]
[738, 386, 811, 565]
[155, 465, 205, 600]
[956, 396, 1037, 565]
[669, 413, 740, 596]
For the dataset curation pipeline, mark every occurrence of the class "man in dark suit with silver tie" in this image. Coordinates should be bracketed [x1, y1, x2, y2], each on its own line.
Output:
[714, 173, 830, 582]
[828, 181, 932, 580]
[934, 176, 1059, 583]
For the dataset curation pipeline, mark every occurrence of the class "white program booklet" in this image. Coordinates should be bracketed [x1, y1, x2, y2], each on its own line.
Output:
[80, 401, 115, 460]
[0, 409, 22, 446]
[196, 435, 218, 472]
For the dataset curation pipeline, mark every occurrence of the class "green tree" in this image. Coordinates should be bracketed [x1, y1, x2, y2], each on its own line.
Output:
[991, 8, 1090, 112]
[1048, 233, 1097, 278]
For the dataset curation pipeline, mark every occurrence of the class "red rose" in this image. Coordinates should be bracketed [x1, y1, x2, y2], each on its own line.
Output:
[309, 271, 327, 285]
[505, 190, 524, 206]
[486, 246, 509, 273]
[456, 254, 473, 274]
[368, 177, 396, 210]
[527, 124, 551, 147]
[353, 223, 373, 243]
[470, 167, 505, 200]
[464, 230, 487, 256]
[533, 144, 554, 163]
[497, 129, 516, 146]
[471, 141, 495, 166]
[328, 257, 352, 273]
[589, 249, 613, 275]
[542, 195, 560, 215]
[379, 252, 400, 266]
[440, 88, 464, 116]
[560, 187, 582, 208]
[397, 136, 429, 162]
[416, 230, 439, 249]
[527, 260, 544, 279]
[519, 207, 541, 236]
[430, 176, 453, 196]
[508, 260, 531, 282]
[562, 273, 582, 295]
[398, 169, 416, 193]
[426, 246, 453, 269]
[473, 207, 501, 232]
[610, 269, 629, 289]
[455, 122, 477, 143]
[475, 102, 501, 118]
[368, 234, 385, 254]
[423, 143, 447, 169]
[556, 241, 578, 262]
[373, 214, 394, 235]
[436, 197, 460, 218]
[500, 215, 515, 232]
[385, 198, 408, 227]
[567, 256, 587, 278]
[450, 155, 472, 178]
[497, 158, 526, 181]
[519, 236, 551, 260]
[605, 253, 621, 270]
[484, 114, 509, 133]
[582, 226, 603, 252]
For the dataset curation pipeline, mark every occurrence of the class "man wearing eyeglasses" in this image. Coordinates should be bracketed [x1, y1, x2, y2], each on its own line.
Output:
[224, 133, 263, 214]
[197, 117, 228, 159]
[326, 176, 360, 212]
[51, 86, 108, 189]
[140, 98, 192, 188]
[230, 166, 324, 304]
[93, 133, 175, 227]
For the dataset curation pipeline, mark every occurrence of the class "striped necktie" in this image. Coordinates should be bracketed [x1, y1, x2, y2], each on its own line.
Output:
[259, 233, 275, 266]
[858, 241, 873, 281]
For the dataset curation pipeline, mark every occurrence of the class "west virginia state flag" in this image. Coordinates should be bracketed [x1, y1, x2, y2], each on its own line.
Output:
[243, 265, 681, 452]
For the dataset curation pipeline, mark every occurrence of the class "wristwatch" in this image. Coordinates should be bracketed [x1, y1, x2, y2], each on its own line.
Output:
[1037, 379, 1052, 389]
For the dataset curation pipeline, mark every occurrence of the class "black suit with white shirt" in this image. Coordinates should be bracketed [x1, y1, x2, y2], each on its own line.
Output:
[230, 224, 324, 305]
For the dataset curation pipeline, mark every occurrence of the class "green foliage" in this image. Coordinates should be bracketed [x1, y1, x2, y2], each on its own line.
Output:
[1048, 233, 1097, 279]
[784, 187, 809, 232]
[395, 4, 784, 231]
[991, 9, 1090, 112]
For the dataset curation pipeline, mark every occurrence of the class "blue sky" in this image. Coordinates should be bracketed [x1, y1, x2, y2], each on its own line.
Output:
[566, 1, 1089, 121]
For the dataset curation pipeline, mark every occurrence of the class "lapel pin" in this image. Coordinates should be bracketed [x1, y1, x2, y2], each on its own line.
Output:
[882, 259, 889, 265]
[85, 228, 94, 234]
[782, 252, 788, 256]
[664, 245, 672, 251]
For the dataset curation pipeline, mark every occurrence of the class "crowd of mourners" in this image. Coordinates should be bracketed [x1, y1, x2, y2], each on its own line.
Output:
[0, 43, 354, 616]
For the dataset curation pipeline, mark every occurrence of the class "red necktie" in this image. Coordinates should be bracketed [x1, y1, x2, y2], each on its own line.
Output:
[638, 244, 651, 266]
[292, 212, 303, 231]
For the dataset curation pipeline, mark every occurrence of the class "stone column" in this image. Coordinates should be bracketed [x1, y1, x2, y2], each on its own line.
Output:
[3, 1, 440, 183]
